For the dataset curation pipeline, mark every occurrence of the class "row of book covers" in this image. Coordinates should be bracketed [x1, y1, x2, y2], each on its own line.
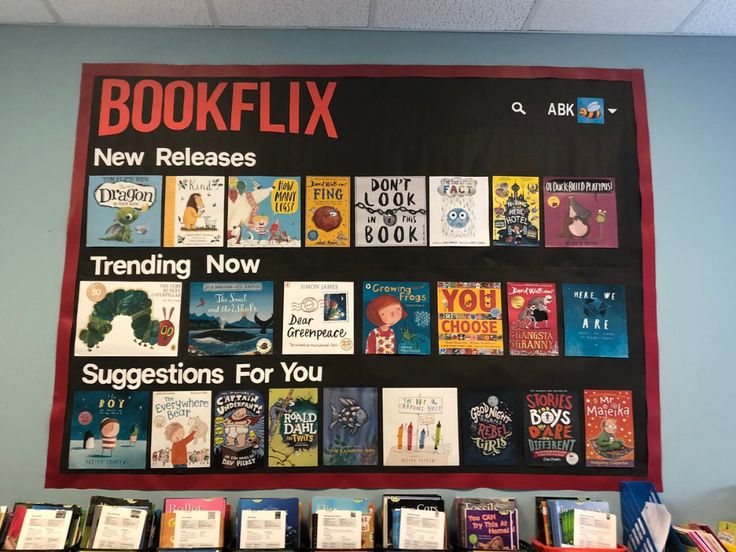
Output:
[68, 388, 634, 471]
[87, 175, 619, 249]
[75, 281, 628, 358]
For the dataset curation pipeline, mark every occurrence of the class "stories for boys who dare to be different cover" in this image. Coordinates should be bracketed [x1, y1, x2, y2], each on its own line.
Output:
[268, 388, 319, 468]
[323, 387, 379, 466]
[524, 390, 581, 468]
[437, 282, 503, 355]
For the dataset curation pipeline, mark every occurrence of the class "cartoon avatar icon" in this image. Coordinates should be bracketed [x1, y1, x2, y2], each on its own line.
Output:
[223, 408, 261, 447]
[101, 206, 140, 243]
[182, 193, 204, 230]
[157, 307, 176, 346]
[365, 294, 407, 354]
[99, 417, 120, 457]
[446, 207, 470, 228]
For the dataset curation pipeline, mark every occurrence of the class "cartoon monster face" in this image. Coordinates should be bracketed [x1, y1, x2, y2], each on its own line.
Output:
[312, 205, 342, 232]
[116, 206, 139, 225]
[157, 320, 176, 346]
[446, 207, 470, 228]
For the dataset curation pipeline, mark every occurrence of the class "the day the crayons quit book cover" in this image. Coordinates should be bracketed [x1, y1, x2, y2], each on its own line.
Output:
[213, 390, 265, 470]
[437, 282, 504, 355]
[150, 390, 211, 469]
[362, 281, 431, 355]
[163, 176, 224, 247]
[507, 282, 559, 356]
[188, 281, 274, 356]
[268, 388, 319, 467]
[492, 176, 540, 247]
[429, 176, 490, 247]
[305, 176, 350, 247]
[543, 177, 618, 248]
[461, 391, 519, 466]
[584, 390, 634, 468]
[226, 176, 301, 247]
[354, 176, 428, 247]
[524, 390, 581, 467]
[323, 387, 379, 466]
[67, 391, 149, 469]
[562, 283, 629, 358]
[86, 175, 162, 247]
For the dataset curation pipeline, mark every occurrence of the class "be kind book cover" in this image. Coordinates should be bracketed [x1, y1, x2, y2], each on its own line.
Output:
[268, 388, 319, 468]
[150, 391, 211, 469]
[163, 176, 224, 247]
[507, 282, 559, 356]
[429, 176, 490, 246]
[492, 176, 540, 247]
[437, 281, 503, 355]
[584, 389, 634, 468]
[461, 390, 518, 466]
[305, 176, 350, 247]
[323, 387, 378, 466]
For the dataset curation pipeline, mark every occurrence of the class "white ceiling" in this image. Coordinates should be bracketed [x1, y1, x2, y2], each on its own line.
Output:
[1, 0, 735, 35]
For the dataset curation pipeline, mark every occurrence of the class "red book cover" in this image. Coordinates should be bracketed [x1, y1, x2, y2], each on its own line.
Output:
[584, 390, 635, 468]
[507, 283, 559, 356]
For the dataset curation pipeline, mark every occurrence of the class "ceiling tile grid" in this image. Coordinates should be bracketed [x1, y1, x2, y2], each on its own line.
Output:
[681, 0, 736, 34]
[211, 0, 370, 28]
[0, 0, 56, 24]
[48, 0, 212, 26]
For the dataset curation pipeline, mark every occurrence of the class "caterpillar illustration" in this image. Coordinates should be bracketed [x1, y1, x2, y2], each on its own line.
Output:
[78, 289, 176, 350]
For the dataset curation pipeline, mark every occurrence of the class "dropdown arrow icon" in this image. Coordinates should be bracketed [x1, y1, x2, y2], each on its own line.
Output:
[607, 108, 618, 114]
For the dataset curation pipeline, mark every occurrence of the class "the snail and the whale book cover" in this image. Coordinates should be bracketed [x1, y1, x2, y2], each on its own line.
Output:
[322, 387, 378, 466]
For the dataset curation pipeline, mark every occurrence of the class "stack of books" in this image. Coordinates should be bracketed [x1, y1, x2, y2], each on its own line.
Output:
[82, 495, 154, 550]
[310, 497, 374, 549]
[159, 497, 228, 549]
[382, 494, 445, 550]
[674, 523, 731, 552]
[1, 502, 82, 550]
[236, 497, 301, 550]
[455, 498, 519, 550]
[544, 498, 614, 549]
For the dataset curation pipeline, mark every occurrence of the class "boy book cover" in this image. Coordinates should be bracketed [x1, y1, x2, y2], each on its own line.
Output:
[305, 176, 350, 247]
[584, 390, 634, 468]
[282, 281, 354, 354]
[562, 283, 629, 358]
[163, 176, 224, 247]
[461, 391, 518, 466]
[492, 176, 541, 246]
[74, 281, 182, 357]
[226, 176, 301, 247]
[382, 388, 459, 467]
[150, 391, 211, 469]
[236, 498, 301, 549]
[507, 282, 559, 356]
[437, 281, 503, 355]
[67, 391, 149, 470]
[543, 177, 618, 248]
[213, 390, 265, 470]
[354, 176, 427, 247]
[524, 390, 581, 467]
[268, 388, 318, 467]
[188, 281, 274, 356]
[86, 175, 162, 247]
[464, 508, 519, 550]
[323, 387, 378, 466]
[429, 176, 490, 246]
[362, 281, 431, 355]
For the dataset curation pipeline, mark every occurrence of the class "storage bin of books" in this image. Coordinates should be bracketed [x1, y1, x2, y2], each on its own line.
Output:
[531, 539, 627, 552]
[620, 481, 684, 552]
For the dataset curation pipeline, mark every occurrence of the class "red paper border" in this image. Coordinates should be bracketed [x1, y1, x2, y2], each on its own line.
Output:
[46, 64, 660, 491]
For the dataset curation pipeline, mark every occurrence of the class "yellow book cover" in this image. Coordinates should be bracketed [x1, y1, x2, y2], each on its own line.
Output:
[163, 176, 225, 247]
[305, 176, 350, 247]
[437, 281, 503, 355]
[158, 511, 175, 548]
[718, 521, 736, 552]
[268, 388, 319, 467]
[492, 176, 541, 246]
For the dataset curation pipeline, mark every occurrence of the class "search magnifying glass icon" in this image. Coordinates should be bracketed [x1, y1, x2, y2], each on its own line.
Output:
[511, 101, 527, 115]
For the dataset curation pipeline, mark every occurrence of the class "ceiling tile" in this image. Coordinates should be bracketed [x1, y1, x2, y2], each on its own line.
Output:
[374, 0, 535, 31]
[528, 0, 702, 33]
[0, 0, 56, 24]
[48, 0, 212, 26]
[681, 0, 736, 34]
[211, 0, 370, 27]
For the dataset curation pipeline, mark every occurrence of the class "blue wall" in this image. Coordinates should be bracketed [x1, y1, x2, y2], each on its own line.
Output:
[1, 25, 735, 538]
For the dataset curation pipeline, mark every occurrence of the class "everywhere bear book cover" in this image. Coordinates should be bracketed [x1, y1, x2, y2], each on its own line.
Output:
[429, 176, 490, 246]
[323, 387, 378, 466]
[74, 280, 182, 357]
[213, 390, 265, 470]
[583, 389, 634, 468]
[305, 176, 350, 247]
[492, 176, 540, 247]
[163, 176, 224, 247]
[507, 282, 559, 356]
[267, 388, 319, 468]
[461, 390, 519, 466]
[354, 176, 427, 247]
[437, 281, 504, 355]
[543, 177, 618, 248]
[523, 390, 581, 467]
[67, 390, 149, 470]
[362, 281, 431, 355]
[226, 176, 301, 247]
[86, 175, 162, 247]
[150, 390, 211, 469]
[188, 281, 274, 356]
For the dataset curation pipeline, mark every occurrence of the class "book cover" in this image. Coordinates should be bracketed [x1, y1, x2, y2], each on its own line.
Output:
[267, 388, 319, 467]
[82, 496, 153, 548]
[237, 498, 301, 549]
[162, 497, 227, 548]
[282, 281, 354, 354]
[226, 176, 301, 247]
[455, 499, 517, 549]
[188, 281, 274, 356]
[86, 175, 162, 247]
[461, 391, 518, 466]
[547, 499, 609, 547]
[584, 390, 634, 468]
[382, 495, 444, 549]
[74, 281, 182, 357]
[67, 391, 149, 470]
[524, 390, 581, 467]
[354, 176, 427, 247]
[562, 283, 629, 358]
[543, 177, 618, 248]
[362, 281, 431, 355]
[163, 176, 224, 247]
[310, 497, 374, 549]
[718, 522, 736, 552]
[507, 282, 559, 356]
[429, 176, 490, 246]
[437, 281, 503, 355]
[382, 388, 459, 466]
[323, 387, 379, 466]
[464, 508, 519, 550]
[150, 391, 211, 469]
[213, 390, 265, 470]
[492, 176, 541, 246]
[305, 176, 350, 247]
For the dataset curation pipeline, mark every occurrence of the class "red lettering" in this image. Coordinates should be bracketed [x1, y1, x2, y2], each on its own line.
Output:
[230, 82, 258, 131]
[305, 81, 337, 138]
[163, 81, 194, 131]
[98, 79, 130, 136]
[289, 81, 300, 134]
[131, 79, 162, 133]
[196, 82, 227, 131]
[259, 82, 285, 133]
